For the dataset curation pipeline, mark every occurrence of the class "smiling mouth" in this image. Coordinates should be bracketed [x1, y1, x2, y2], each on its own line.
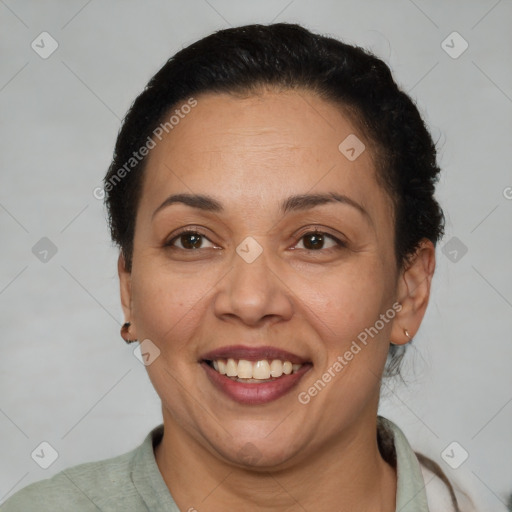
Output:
[204, 358, 304, 383]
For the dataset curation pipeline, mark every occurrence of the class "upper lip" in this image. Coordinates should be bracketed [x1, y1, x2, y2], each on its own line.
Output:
[200, 345, 309, 364]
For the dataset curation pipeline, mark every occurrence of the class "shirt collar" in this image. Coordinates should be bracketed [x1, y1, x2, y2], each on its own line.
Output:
[378, 416, 430, 511]
[131, 424, 181, 511]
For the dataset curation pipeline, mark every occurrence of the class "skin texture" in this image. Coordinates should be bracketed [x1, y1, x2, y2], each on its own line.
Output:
[119, 90, 436, 511]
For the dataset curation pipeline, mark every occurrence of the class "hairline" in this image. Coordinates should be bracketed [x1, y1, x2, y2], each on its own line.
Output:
[121, 85, 400, 271]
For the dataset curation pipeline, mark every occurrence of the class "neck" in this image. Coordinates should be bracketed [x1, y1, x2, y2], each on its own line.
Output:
[154, 411, 397, 512]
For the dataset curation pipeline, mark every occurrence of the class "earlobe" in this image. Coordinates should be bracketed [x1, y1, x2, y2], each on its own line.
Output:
[118, 252, 133, 324]
[390, 239, 436, 345]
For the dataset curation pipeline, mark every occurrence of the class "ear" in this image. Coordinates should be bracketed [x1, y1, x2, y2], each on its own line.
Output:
[118, 252, 135, 335]
[390, 239, 436, 345]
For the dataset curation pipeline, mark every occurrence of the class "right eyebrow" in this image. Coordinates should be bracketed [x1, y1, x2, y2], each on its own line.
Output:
[152, 193, 223, 219]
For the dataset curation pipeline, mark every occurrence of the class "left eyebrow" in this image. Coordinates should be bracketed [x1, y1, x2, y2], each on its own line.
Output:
[280, 192, 371, 223]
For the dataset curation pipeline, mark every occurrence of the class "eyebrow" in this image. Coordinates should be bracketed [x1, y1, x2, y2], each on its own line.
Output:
[280, 192, 369, 220]
[152, 193, 223, 218]
[152, 192, 370, 221]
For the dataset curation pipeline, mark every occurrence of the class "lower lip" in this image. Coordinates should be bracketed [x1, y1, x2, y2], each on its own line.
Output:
[201, 362, 311, 405]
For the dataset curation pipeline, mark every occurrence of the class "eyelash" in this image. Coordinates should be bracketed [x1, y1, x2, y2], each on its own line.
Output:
[294, 229, 347, 251]
[165, 228, 214, 250]
[165, 227, 347, 252]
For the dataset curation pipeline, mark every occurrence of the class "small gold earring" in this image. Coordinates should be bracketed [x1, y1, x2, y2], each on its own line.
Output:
[404, 329, 412, 340]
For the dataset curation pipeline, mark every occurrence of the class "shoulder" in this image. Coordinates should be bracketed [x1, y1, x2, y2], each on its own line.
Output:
[419, 463, 478, 512]
[377, 417, 477, 512]
[1, 437, 149, 512]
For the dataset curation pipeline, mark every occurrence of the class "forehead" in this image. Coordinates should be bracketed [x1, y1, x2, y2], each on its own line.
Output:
[140, 90, 392, 221]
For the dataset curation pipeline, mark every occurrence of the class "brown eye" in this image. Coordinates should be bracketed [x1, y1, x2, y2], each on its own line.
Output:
[167, 230, 215, 250]
[180, 233, 203, 249]
[303, 232, 325, 250]
[295, 231, 342, 251]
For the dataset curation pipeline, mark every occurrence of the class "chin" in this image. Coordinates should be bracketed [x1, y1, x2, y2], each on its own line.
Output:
[212, 436, 304, 471]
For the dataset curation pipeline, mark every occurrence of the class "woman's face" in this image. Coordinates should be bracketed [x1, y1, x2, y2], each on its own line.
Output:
[121, 90, 413, 468]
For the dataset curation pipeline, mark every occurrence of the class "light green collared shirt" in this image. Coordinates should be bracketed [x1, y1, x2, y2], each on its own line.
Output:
[1, 417, 433, 511]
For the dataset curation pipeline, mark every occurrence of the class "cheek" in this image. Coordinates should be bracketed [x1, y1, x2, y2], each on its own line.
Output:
[299, 258, 394, 346]
[129, 260, 217, 351]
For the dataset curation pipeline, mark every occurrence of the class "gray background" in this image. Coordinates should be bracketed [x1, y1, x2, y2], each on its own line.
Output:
[1, 1, 511, 510]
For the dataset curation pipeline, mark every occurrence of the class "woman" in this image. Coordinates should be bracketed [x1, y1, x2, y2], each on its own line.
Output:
[3, 23, 474, 511]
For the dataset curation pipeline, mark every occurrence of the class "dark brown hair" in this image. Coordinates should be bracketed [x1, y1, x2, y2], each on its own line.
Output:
[104, 23, 444, 272]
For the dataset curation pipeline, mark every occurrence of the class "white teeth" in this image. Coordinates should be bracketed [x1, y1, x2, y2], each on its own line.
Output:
[237, 359, 253, 379]
[253, 360, 271, 379]
[226, 358, 238, 377]
[217, 359, 227, 375]
[210, 358, 303, 380]
[269, 359, 283, 378]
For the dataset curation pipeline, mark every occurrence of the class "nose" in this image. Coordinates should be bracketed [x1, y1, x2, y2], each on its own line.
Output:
[213, 242, 294, 327]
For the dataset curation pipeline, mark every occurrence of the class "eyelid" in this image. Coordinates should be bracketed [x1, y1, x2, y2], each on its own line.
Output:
[292, 230, 346, 251]
[292, 225, 347, 246]
[165, 227, 216, 248]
